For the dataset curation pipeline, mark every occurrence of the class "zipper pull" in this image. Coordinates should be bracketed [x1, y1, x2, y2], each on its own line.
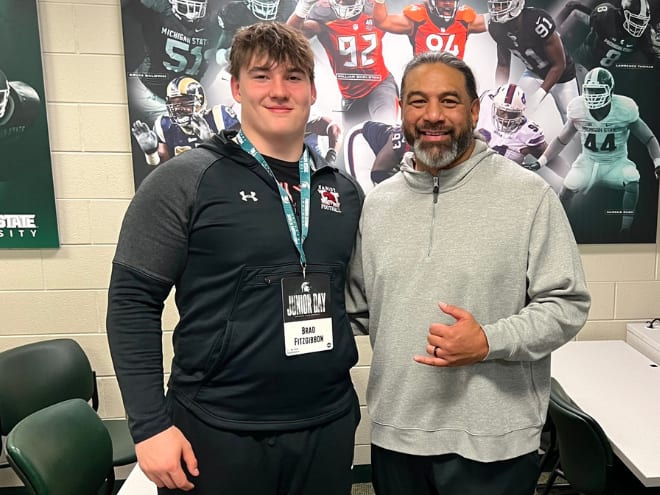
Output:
[433, 176, 439, 204]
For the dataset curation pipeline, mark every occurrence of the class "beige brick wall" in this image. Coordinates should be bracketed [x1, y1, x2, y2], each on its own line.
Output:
[1, 0, 659, 487]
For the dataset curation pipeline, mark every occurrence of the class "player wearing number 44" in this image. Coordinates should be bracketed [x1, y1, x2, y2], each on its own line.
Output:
[487, 0, 579, 124]
[525, 67, 660, 234]
[372, 0, 487, 59]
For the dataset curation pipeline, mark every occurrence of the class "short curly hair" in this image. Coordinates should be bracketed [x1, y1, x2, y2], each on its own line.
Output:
[229, 22, 315, 83]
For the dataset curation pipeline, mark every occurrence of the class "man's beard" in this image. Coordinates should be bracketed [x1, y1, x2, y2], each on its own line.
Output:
[410, 123, 473, 170]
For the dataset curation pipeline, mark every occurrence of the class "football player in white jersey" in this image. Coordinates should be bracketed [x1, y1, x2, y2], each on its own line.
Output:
[527, 67, 660, 234]
[478, 84, 547, 165]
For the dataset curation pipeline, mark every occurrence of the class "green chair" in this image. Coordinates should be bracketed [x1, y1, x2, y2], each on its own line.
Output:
[6, 398, 114, 495]
[541, 378, 615, 495]
[0, 339, 136, 472]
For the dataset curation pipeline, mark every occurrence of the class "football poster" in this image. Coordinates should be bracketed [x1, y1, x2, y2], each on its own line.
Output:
[0, 0, 59, 248]
[120, 0, 660, 243]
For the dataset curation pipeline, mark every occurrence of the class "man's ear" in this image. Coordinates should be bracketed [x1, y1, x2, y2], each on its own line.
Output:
[471, 98, 480, 128]
[230, 76, 241, 102]
[311, 81, 317, 105]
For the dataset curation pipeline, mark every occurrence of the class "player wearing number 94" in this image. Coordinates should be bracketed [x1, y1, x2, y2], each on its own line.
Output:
[525, 67, 660, 235]
[372, 0, 487, 59]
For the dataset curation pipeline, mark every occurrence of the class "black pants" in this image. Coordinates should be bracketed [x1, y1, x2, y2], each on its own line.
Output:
[159, 396, 360, 495]
[371, 444, 540, 495]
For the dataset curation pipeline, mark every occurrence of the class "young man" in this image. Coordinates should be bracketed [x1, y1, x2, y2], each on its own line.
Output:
[346, 51, 590, 495]
[487, 0, 579, 123]
[527, 67, 660, 235]
[107, 22, 363, 495]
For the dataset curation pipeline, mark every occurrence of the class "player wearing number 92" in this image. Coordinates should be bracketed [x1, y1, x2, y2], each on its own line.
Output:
[287, 0, 400, 130]
[527, 67, 660, 234]
[372, 0, 487, 59]
[487, 0, 579, 124]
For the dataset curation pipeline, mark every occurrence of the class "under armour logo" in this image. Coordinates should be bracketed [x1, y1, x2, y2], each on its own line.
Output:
[240, 191, 258, 202]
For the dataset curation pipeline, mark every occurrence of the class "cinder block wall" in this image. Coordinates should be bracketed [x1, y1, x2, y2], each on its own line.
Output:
[1, 0, 659, 487]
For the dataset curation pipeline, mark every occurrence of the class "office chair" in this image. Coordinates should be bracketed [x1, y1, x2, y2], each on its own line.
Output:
[541, 378, 615, 495]
[0, 339, 136, 472]
[6, 398, 114, 495]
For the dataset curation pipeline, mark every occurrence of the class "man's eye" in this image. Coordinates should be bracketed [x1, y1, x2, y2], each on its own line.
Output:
[443, 100, 458, 107]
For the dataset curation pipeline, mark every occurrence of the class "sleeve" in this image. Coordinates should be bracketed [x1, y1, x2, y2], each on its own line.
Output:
[456, 5, 476, 23]
[345, 217, 369, 336]
[106, 159, 201, 443]
[533, 9, 557, 41]
[482, 188, 591, 361]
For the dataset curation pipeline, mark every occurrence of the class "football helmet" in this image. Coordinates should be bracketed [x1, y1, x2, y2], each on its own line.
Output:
[491, 84, 526, 135]
[0, 70, 9, 120]
[487, 0, 524, 23]
[329, 0, 365, 19]
[166, 76, 207, 127]
[427, 0, 458, 24]
[170, 0, 208, 23]
[246, 0, 280, 20]
[582, 67, 614, 110]
[621, 0, 650, 37]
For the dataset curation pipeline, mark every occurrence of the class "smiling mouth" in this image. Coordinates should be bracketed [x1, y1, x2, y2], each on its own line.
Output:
[419, 129, 452, 138]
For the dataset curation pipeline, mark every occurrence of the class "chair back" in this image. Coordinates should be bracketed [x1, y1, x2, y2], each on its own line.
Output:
[6, 398, 113, 495]
[548, 378, 614, 495]
[0, 339, 95, 435]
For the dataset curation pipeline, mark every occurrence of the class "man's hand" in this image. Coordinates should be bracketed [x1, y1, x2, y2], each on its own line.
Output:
[190, 113, 213, 141]
[654, 158, 660, 180]
[523, 160, 541, 171]
[294, 0, 316, 18]
[414, 302, 489, 367]
[136, 426, 199, 491]
[324, 148, 337, 164]
[522, 155, 547, 172]
[131, 120, 158, 155]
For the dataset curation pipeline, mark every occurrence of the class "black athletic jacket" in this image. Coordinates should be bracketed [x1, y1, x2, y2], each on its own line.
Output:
[107, 131, 363, 443]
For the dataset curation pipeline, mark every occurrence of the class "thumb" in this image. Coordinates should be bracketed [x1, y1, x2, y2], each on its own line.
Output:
[438, 301, 470, 322]
[181, 439, 199, 476]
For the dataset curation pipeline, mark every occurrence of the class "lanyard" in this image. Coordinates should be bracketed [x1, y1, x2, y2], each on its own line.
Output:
[235, 130, 311, 277]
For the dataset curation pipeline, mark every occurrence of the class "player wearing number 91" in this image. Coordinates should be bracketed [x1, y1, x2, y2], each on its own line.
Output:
[525, 67, 660, 234]
[487, 0, 579, 124]
[372, 0, 487, 59]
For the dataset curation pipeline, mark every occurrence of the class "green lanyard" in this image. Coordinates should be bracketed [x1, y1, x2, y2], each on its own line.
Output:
[236, 130, 311, 278]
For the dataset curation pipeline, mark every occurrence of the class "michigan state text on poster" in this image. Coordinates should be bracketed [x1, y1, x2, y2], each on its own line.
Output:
[0, 0, 59, 248]
[120, 0, 659, 244]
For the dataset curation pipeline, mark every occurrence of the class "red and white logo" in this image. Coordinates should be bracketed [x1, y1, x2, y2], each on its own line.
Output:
[318, 186, 341, 213]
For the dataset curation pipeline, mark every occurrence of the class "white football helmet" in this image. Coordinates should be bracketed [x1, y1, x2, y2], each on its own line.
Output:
[582, 67, 614, 110]
[0, 70, 9, 120]
[491, 84, 526, 135]
[246, 0, 280, 20]
[621, 0, 650, 37]
[170, 0, 208, 22]
[166, 76, 207, 127]
[427, 0, 459, 25]
[487, 0, 524, 23]
[329, 0, 365, 19]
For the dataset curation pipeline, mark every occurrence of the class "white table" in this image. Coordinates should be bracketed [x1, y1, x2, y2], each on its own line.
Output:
[551, 340, 660, 487]
[117, 464, 156, 495]
[627, 322, 660, 365]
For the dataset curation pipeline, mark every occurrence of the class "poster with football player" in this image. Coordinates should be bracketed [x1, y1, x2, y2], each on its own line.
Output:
[0, 0, 59, 248]
[120, 0, 659, 243]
